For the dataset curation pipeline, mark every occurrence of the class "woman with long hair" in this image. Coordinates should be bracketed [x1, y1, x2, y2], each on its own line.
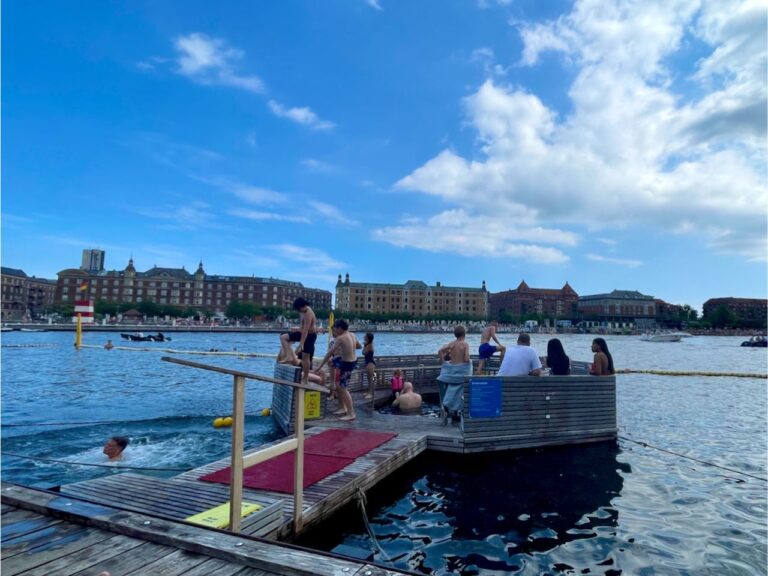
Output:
[590, 337, 615, 375]
[546, 338, 571, 375]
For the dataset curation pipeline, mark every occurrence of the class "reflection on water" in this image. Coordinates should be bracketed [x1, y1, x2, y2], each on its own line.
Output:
[299, 442, 629, 575]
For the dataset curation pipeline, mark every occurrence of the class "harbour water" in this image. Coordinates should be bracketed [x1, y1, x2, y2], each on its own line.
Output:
[1, 331, 766, 574]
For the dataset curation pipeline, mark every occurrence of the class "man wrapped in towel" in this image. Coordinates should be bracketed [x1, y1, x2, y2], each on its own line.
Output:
[437, 325, 473, 417]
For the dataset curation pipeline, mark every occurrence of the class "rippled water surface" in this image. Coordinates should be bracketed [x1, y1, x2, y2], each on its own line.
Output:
[2, 331, 766, 574]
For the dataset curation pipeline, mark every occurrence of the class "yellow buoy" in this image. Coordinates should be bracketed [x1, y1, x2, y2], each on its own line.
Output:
[261, 408, 271, 416]
[213, 417, 225, 428]
[222, 416, 233, 426]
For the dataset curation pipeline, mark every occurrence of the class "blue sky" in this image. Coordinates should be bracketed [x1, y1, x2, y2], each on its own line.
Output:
[3, 0, 766, 312]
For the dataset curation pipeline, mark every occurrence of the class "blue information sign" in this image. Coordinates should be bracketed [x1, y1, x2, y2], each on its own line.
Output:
[468, 378, 502, 418]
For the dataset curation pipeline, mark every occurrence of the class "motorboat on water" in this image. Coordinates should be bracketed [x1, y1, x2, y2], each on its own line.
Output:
[640, 332, 682, 342]
[120, 332, 171, 342]
[741, 337, 767, 348]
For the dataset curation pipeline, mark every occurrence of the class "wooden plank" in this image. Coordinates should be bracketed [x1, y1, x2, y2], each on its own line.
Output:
[68, 541, 178, 576]
[230, 374, 247, 533]
[1, 508, 63, 541]
[462, 433, 616, 453]
[179, 557, 271, 576]
[61, 475, 283, 536]
[2, 525, 113, 573]
[243, 439, 299, 468]
[293, 384, 305, 533]
[463, 421, 617, 438]
[2, 522, 90, 559]
[8, 533, 145, 576]
[162, 356, 328, 393]
[121, 547, 212, 576]
[1, 483, 391, 576]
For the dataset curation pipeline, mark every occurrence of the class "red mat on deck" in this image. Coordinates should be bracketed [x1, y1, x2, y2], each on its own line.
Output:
[199, 429, 397, 494]
[305, 428, 397, 459]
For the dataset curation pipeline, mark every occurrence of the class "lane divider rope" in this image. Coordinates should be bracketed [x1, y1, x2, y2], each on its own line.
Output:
[618, 435, 767, 482]
[2, 451, 193, 472]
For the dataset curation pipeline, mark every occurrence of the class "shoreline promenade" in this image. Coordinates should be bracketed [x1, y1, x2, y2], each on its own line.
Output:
[0, 322, 762, 337]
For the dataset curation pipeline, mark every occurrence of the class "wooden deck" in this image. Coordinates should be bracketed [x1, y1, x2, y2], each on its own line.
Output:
[175, 414, 454, 540]
[1, 482, 412, 575]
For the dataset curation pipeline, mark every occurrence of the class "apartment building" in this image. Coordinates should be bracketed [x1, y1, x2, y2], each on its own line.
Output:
[335, 273, 488, 318]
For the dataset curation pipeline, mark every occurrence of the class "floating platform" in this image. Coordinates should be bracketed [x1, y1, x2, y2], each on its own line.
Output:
[271, 355, 616, 454]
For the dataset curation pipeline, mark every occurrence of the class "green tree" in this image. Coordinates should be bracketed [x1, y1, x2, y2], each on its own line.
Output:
[710, 305, 736, 328]
[137, 300, 162, 317]
[94, 300, 119, 316]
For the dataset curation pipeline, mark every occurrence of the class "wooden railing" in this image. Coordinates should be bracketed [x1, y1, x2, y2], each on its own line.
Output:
[162, 356, 329, 534]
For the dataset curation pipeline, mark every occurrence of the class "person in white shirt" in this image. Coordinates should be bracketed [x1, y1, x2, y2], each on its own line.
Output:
[497, 333, 542, 376]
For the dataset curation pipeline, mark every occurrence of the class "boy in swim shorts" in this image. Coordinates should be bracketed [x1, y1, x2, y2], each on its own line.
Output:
[282, 297, 317, 385]
[314, 318, 358, 421]
[477, 321, 506, 374]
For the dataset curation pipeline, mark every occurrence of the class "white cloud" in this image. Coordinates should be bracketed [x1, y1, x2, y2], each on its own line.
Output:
[586, 253, 643, 268]
[301, 158, 336, 173]
[191, 174, 289, 205]
[228, 209, 310, 224]
[374, 209, 576, 264]
[132, 201, 223, 231]
[267, 244, 345, 270]
[230, 249, 280, 269]
[135, 244, 190, 267]
[268, 100, 336, 131]
[173, 33, 265, 93]
[393, 0, 767, 262]
[470, 47, 508, 77]
[308, 201, 359, 226]
[366, 0, 383, 10]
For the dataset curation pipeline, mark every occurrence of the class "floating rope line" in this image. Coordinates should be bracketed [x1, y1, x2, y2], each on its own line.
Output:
[1, 451, 193, 472]
[357, 488, 392, 564]
[618, 369, 766, 379]
[618, 435, 767, 482]
[2, 343, 59, 348]
[79, 344, 275, 357]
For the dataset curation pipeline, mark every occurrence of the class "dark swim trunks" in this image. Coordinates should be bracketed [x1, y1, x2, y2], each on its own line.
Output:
[479, 343, 498, 359]
[302, 332, 317, 357]
[285, 331, 317, 359]
[338, 359, 357, 388]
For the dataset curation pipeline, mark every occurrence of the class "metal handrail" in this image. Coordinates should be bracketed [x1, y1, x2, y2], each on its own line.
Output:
[162, 356, 329, 534]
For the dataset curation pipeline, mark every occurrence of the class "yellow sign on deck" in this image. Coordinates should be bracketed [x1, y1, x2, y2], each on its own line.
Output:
[304, 390, 321, 419]
[185, 501, 262, 529]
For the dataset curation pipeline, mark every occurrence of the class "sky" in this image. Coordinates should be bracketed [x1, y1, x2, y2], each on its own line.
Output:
[3, 0, 766, 313]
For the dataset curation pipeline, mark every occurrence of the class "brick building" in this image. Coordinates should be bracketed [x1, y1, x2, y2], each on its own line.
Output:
[55, 254, 331, 315]
[489, 281, 578, 320]
[335, 273, 488, 318]
[1, 267, 57, 321]
[578, 289, 657, 329]
[703, 297, 767, 325]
